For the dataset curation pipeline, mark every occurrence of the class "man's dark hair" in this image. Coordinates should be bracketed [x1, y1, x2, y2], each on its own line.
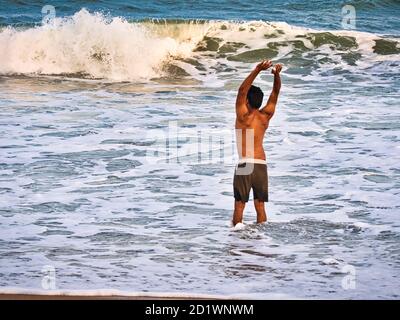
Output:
[247, 85, 264, 109]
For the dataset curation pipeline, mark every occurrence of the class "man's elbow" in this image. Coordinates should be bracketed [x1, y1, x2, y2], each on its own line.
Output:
[238, 86, 247, 95]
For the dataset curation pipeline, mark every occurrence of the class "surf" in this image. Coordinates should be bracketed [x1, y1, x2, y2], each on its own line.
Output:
[0, 9, 399, 81]
[0, 9, 208, 81]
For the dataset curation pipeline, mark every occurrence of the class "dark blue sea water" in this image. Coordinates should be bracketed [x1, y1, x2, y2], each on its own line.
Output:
[1, 0, 400, 35]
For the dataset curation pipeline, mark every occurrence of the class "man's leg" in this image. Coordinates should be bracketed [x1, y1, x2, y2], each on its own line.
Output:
[254, 199, 267, 223]
[233, 201, 246, 226]
[233, 162, 252, 226]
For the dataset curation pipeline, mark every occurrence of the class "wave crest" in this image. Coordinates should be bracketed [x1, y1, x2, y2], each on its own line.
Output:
[1, 9, 399, 81]
[0, 9, 207, 81]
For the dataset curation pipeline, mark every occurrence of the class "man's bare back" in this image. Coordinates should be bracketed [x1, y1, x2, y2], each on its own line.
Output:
[235, 109, 269, 160]
[232, 60, 282, 226]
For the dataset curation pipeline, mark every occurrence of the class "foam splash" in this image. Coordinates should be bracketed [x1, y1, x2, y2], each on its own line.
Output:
[232, 222, 246, 231]
[0, 9, 207, 81]
[0, 9, 399, 81]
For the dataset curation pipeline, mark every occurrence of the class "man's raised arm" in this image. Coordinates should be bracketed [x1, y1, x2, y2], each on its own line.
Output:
[261, 63, 282, 119]
[236, 60, 273, 119]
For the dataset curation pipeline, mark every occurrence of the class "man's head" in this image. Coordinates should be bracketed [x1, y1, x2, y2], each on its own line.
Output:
[247, 85, 264, 109]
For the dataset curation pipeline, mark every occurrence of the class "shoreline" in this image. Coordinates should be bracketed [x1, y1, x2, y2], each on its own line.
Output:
[0, 294, 213, 300]
[0, 289, 230, 300]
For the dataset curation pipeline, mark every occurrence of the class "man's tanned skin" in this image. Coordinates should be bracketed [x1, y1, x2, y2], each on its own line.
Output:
[233, 60, 282, 226]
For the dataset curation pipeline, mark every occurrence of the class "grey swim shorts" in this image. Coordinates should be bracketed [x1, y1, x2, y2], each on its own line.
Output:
[233, 161, 268, 202]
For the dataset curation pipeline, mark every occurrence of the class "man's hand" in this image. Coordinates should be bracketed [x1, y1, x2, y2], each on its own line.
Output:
[256, 60, 273, 72]
[271, 63, 282, 75]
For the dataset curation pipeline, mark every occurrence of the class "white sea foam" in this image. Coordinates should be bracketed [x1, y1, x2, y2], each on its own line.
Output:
[231, 222, 246, 230]
[1, 9, 399, 81]
[0, 10, 207, 81]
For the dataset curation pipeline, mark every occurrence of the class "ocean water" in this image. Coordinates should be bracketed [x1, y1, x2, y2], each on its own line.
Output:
[0, 1, 399, 299]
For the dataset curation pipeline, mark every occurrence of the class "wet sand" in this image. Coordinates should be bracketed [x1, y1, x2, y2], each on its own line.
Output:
[0, 290, 226, 300]
[0, 293, 211, 300]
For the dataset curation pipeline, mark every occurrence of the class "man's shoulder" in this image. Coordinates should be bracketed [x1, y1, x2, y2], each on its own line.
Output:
[254, 110, 270, 124]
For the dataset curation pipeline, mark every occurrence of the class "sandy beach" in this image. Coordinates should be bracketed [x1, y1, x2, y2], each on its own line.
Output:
[0, 289, 229, 300]
[0, 293, 213, 300]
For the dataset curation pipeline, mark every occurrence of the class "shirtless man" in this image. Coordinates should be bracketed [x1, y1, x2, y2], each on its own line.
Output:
[232, 60, 282, 226]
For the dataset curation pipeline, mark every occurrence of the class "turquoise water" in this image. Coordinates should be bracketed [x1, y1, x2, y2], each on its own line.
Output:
[0, 1, 399, 298]
[1, 0, 400, 35]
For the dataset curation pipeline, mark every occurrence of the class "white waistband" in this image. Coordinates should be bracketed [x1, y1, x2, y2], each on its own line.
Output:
[238, 158, 267, 165]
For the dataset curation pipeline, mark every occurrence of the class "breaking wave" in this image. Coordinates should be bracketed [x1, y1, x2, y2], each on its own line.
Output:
[0, 9, 399, 81]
